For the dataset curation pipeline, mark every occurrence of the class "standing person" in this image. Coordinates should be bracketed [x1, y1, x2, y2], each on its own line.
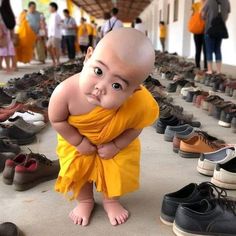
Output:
[0, 17, 16, 72]
[36, 14, 47, 64]
[159, 21, 166, 52]
[27, 1, 45, 63]
[47, 2, 61, 66]
[134, 17, 147, 35]
[101, 8, 123, 36]
[62, 9, 76, 61]
[0, 0, 16, 70]
[190, 0, 207, 70]
[15, 9, 37, 64]
[202, 0, 230, 74]
[78, 17, 89, 55]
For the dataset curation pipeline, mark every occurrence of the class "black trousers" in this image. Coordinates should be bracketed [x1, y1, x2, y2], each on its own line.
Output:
[193, 34, 207, 69]
[88, 35, 93, 47]
[65, 35, 76, 59]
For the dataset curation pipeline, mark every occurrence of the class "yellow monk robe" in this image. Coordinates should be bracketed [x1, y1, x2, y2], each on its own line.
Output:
[15, 11, 37, 63]
[55, 86, 159, 199]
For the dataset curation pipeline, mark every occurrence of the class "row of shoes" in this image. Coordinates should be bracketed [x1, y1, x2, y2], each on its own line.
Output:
[160, 182, 236, 235]
[181, 87, 236, 132]
[194, 71, 236, 98]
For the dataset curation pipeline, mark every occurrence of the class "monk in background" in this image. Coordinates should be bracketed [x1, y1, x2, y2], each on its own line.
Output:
[15, 9, 36, 64]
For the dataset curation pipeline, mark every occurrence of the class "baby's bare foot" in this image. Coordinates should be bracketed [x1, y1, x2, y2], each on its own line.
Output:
[103, 199, 129, 226]
[69, 199, 94, 226]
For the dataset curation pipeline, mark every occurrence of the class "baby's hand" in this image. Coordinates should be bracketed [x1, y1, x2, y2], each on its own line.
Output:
[97, 142, 120, 159]
[76, 137, 96, 155]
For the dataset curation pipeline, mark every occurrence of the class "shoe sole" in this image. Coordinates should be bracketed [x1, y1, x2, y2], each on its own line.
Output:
[164, 135, 173, 142]
[173, 222, 207, 236]
[179, 150, 200, 158]
[173, 147, 179, 153]
[196, 165, 214, 177]
[218, 120, 231, 128]
[13, 136, 36, 146]
[2, 176, 13, 185]
[156, 126, 165, 134]
[160, 216, 173, 226]
[211, 177, 236, 190]
[13, 173, 58, 191]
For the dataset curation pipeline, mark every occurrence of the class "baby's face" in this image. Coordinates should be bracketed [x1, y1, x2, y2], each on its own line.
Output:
[79, 48, 144, 109]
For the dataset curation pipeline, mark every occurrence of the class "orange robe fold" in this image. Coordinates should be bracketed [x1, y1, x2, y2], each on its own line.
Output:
[15, 11, 36, 63]
[55, 87, 159, 199]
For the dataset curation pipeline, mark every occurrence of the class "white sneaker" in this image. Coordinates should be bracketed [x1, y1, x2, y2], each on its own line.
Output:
[197, 146, 236, 176]
[10, 111, 45, 123]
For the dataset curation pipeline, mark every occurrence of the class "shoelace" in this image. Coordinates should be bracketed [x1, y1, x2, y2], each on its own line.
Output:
[27, 148, 52, 166]
[198, 182, 236, 215]
[195, 131, 221, 149]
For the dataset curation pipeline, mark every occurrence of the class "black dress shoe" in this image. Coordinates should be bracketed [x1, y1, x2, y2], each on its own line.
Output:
[173, 198, 236, 236]
[0, 125, 36, 145]
[0, 222, 20, 236]
[160, 182, 217, 225]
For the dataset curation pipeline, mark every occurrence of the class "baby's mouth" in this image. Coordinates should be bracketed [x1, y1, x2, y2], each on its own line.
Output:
[88, 94, 101, 102]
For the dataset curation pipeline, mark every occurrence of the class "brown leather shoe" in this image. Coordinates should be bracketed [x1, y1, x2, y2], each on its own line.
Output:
[179, 133, 223, 158]
[13, 153, 59, 191]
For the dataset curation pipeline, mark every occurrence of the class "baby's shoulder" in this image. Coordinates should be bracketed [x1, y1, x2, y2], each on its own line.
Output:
[56, 73, 80, 93]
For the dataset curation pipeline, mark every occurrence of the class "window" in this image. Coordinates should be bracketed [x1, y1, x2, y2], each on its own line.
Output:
[167, 4, 170, 24]
[159, 9, 162, 21]
[174, 0, 179, 22]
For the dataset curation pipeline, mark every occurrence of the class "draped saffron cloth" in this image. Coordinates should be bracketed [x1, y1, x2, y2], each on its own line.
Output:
[15, 11, 36, 63]
[55, 87, 159, 199]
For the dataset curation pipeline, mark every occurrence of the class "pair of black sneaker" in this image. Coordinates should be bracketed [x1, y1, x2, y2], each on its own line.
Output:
[160, 182, 236, 235]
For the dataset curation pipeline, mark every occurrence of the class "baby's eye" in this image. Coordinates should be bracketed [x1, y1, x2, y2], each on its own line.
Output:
[94, 67, 103, 76]
[112, 83, 122, 90]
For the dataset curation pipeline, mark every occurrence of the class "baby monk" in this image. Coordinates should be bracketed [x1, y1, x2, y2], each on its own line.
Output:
[49, 28, 159, 227]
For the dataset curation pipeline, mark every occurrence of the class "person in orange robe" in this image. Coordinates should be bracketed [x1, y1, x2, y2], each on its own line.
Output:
[15, 10, 36, 63]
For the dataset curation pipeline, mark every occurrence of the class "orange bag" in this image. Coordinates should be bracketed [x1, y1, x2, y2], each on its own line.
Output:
[188, 12, 205, 34]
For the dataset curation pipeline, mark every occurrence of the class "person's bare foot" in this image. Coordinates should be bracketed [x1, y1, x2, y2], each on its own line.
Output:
[69, 199, 94, 226]
[103, 199, 129, 226]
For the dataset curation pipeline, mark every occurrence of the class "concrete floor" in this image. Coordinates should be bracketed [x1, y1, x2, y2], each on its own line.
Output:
[0, 62, 236, 236]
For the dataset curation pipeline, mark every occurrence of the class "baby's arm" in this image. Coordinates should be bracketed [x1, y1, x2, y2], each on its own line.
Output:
[98, 128, 142, 159]
[49, 83, 83, 146]
[49, 81, 96, 155]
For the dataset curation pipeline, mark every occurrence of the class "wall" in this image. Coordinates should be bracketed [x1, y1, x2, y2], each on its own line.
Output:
[140, 0, 236, 66]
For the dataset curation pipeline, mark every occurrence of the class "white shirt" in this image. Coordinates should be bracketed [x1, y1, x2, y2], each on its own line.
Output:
[48, 12, 61, 38]
[101, 16, 123, 36]
[134, 23, 146, 34]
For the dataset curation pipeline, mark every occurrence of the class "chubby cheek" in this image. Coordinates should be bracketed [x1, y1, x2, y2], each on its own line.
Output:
[80, 74, 96, 93]
[101, 93, 128, 109]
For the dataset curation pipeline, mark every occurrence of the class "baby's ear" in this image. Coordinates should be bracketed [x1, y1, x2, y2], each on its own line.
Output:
[84, 47, 94, 63]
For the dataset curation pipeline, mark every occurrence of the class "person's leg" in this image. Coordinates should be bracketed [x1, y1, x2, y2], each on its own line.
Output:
[214, 38, 223, 74]
[4, 56, 11, 72]
[103, 196, 129, 226]
[69, 182, 94, 226]
[201, 34, 208, 70]
[11, 56, 17, 71]
[193, 34, 202, 69]
[53, 38, 61, 65]
[0, 56, 3, 70]
[47, 38, 56, 66]
[70, 35, 76, 59]
[160, 38, 164, 52]
[205, 34, 214, 73]
[64, 36, 70, 59]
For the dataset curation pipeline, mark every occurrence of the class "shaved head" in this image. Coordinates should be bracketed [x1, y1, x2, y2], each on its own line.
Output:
[89, 28, 155, 84]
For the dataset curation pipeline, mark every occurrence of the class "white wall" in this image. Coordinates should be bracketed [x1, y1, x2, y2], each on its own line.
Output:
[140, 0, 236, 66]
